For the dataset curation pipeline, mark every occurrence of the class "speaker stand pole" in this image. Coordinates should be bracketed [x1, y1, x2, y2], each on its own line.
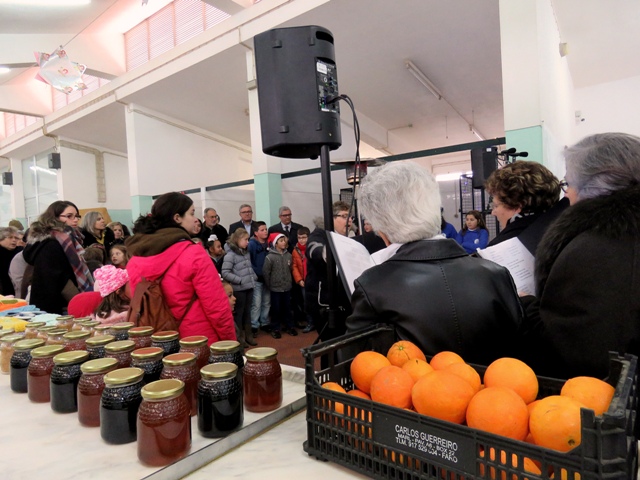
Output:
[319, 144, 339, 320]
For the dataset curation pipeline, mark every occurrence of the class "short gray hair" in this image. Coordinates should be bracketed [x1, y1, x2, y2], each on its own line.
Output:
[238, 204, 252, 212]
[565, 132, 640, 201]
[278, 206, 291, 216]
[204, 207, 215, 215]
[0, 226, 18, 241]
[358, 162, 441, 244]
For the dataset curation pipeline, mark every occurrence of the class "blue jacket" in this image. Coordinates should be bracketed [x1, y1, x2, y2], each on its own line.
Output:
[248, 238, 268, 278]
[455, 228, 489, 254]
[442, 222, 457, 239]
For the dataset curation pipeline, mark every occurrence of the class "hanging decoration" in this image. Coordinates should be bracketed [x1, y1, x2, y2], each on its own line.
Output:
[34, 47, 87, 94]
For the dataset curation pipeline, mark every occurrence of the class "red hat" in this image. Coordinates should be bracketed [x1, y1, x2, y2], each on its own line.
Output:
[268, 232, 285, 249]
[67, 291, 103, 317]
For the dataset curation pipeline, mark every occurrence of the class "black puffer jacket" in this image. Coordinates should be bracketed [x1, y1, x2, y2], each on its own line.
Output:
[523, 185, 640, 379]
[346, 238, 526, 367]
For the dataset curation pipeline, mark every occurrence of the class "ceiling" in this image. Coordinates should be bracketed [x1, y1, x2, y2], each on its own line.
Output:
[1, 0, 638, 161]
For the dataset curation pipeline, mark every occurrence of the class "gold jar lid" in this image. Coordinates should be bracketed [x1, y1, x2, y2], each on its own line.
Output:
[151, 330, 179, 341]
[141, 379, 185, 400]
[53, 350, 90, 366]
[131, 347, 164, 360]
[55, 315, 74, 322]
[74, 316, 92, 323]
[82, 321, 101, 328]
[63, 331, 91, 341]
[25, 322, 46, 329]
[104, 367, 144, 386]
[245, 347, 278, 362]
[14, 338, 46, 351]
[81, 357, 119, 374]
[200, 362, 238, 380]
[162, 352, 196, 366]
[47, 328, 69, 337]
[36, 325, 57, 333]
[111, 322, 134, 331]
[209, 340, 241, 353]
[1, 333, 25, 344]
[86, 334, 115, 347]
[104, 340, 136, 353]
[31, 345, 66, 358]
[179, 335, 208, 347]
[0, 328, 16, 338]
[128, 326, 154, 337]
[94, 325, 111, 333]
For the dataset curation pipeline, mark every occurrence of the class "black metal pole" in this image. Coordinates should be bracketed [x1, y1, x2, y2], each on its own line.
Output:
[319, 144, 337, 312]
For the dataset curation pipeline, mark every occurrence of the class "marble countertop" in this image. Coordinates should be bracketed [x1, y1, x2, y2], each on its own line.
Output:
[0, 364, 307, 480]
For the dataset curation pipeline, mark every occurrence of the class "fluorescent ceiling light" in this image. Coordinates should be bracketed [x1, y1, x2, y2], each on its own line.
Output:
[0, 0, 91, 5]
[405, 60, 442, 100]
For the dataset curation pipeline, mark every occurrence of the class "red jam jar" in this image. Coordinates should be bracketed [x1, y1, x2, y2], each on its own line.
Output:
[109, 322, 134, 341]
[46, 329, 68, 346]
[128, 326, 154, 349]
[137, 379, 191, 467]
[179, 335, 209, 371]
[160, 352, 199, 416]
[62, 330, 91, 351]
[51, 350, 90, 413]
[104, 340, 135, 368]
[131, 347, 164, 385]
[78, 357, 119, 427]
[10, 338, 46, 393]
[151, 331, 180, 357]
[85, 334, 115, 360]
[27, 344, 65, 403]
[24, 322, 46, 339]
[243, 347, 282, 412]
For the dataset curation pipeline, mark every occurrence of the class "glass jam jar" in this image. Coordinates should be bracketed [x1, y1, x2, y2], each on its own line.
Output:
[243, 347, 282, 412]
[137, 379, 191, 467]
[36, 325, 56, 341]
[77, 357, 119, 427]
[46, 328, 69, 346]
[71, 317, 91, 331]
[209, 340, 244, 384]
[93, 324, 111, 337]
[198, 363, 243, 438]
[51, 350, 90, 413]
[86, 334, 115, 360]
[161, 352, 199, 416]
[0, 328, 16, 340]
[131, 347, 164, 385]
[1, 333, 25, 375]
[100, 367, 144, 444]
[24, 322, 46, 339]
[62, 331, 91, 351]
[109, 322, 134, 341]
[104, 340, 136, 368]
[27, 345, 65, 403]
[81, 321, 101, 335]
[55, 315, 75, 332]
[128, 326, 154, 349]
[179, 335, 209, 371]
[10, 338, 46, 393]
[151, 330, 180, 357]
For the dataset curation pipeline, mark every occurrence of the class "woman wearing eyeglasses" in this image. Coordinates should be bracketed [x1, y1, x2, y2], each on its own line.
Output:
[23, 200, 94, 314]
[524, 133, 640, 379]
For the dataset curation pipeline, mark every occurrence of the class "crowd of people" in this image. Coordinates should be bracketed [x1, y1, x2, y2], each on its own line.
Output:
[0, 131, 637, 379]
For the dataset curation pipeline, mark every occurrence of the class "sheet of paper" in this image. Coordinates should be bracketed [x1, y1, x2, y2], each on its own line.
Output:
[477, 237, 535, 295]
[328, 232, 375, 295]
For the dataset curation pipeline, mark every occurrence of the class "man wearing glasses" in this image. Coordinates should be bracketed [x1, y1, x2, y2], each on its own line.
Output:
[229, 204, 258, 237]
[268, 206, 302, 254]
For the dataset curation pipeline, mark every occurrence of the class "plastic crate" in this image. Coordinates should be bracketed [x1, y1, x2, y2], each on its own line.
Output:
[302, 325, 639, 480]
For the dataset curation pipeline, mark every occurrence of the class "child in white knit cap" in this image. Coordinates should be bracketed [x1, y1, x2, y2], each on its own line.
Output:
[92, 265, 131, 325]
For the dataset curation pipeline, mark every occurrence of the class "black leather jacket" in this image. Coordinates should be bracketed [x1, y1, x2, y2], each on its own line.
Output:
[347, 239, 526, 366]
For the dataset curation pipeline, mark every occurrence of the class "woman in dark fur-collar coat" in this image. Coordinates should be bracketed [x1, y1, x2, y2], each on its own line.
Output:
[522, 133, 640, 380]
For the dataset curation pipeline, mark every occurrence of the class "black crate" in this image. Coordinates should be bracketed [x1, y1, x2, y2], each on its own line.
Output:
[302, 325, 639, 480]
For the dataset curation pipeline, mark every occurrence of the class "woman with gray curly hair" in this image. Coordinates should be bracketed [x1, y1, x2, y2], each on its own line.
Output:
[346, 162, 526, 366]
[525, 132, 640, 379]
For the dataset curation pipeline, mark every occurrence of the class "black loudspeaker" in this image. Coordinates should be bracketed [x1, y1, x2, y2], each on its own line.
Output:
[48, 152, 61, 169]
[2, 172, 13, 186]
[471, 147, 498, 188]
[254, 26, 342, 159]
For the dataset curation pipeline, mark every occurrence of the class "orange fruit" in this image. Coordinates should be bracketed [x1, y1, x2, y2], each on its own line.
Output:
[444, 362, 482, 393]
[322, 381, 346, 414]
[430, 351, 465, 370]
[386, 340, 426, 367]
[347, 389, 371, 400]
[529, 395, 585, 452]
[483, 357, 538, 404]
[370, 365, 415, 409]
[411, 370, 475, 424]
[402, 358, 434, 382]
[466, 386, 529, 441]
[560, 376, 615, 416]
[350, 351, 391, 394]
[479, 448, 541, 480]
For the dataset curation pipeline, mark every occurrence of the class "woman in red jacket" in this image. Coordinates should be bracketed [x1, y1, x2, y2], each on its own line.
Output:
[126, 192, 236, 345]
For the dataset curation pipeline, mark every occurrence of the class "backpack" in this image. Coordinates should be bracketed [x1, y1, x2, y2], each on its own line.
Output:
[127, 262, 196, 332]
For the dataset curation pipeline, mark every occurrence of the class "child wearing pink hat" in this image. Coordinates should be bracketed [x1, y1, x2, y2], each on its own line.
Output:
[92, 265, 131, 325]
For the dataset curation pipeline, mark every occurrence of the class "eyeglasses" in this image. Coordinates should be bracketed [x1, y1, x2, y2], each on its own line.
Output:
[240, 210, 253, 214]
[334, 213, 351, 220]
[59, 214, 81, 220]
[488, 201, 502, 210]
[280, 213, 292, 217]
[559, 179, 569, 193]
